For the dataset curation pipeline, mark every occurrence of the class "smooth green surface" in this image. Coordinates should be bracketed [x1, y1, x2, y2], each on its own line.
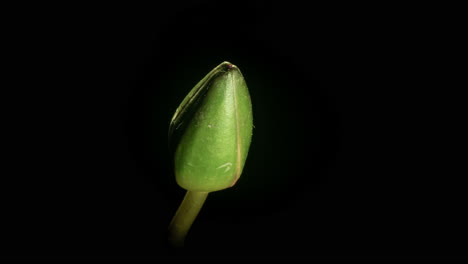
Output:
[168, 191, 208, 248]
[170, 61, 253, 192]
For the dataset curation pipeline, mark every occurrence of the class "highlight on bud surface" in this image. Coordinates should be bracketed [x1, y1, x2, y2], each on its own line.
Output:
[169, 61, 253, 192]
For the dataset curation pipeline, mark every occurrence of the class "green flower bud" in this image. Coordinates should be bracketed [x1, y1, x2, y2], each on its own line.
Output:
[169, 61, 253, 192]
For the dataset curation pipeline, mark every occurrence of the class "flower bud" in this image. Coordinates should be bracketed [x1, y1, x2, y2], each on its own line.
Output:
[169, 61, 253, 192]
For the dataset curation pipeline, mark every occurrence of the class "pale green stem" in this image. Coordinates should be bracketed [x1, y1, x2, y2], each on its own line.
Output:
[168, 191, 209, 248]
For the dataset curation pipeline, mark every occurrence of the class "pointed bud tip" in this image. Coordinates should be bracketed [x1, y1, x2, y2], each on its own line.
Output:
[221, 61, 237, 70]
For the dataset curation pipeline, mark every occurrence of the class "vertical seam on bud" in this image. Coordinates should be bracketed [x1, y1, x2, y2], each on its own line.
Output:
[231, 71, 241, 185]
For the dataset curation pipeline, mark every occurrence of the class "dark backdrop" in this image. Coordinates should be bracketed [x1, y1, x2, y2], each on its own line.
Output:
[2, 1, 465, 261]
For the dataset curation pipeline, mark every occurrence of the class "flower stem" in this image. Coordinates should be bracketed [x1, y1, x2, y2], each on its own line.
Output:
[168, 191, 209, 248]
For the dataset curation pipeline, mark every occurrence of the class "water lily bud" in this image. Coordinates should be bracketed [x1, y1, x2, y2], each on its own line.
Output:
[169, 61, 253, 192]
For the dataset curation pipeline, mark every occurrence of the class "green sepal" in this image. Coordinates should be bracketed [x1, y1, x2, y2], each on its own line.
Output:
[169, 61, 253, 192]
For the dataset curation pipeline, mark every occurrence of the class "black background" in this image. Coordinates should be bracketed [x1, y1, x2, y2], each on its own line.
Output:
[2, 1, 466, 261]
